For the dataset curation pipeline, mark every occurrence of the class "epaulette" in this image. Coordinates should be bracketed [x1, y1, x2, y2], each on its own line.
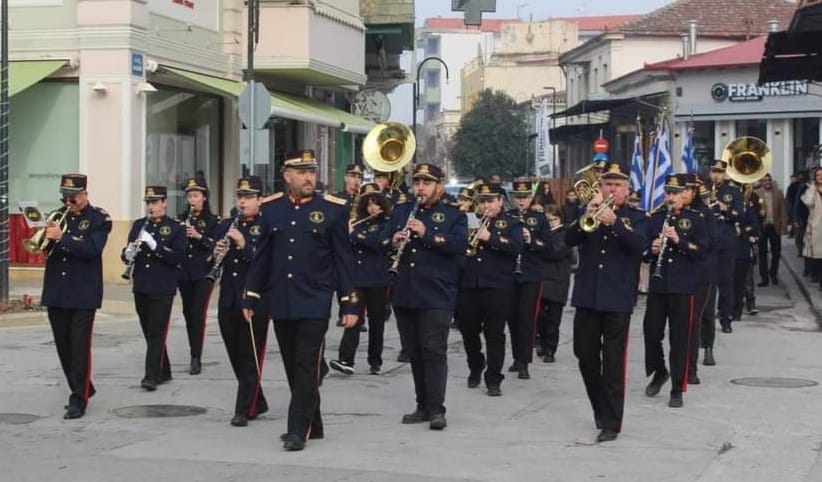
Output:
[261, 192, 284, 205]
[93, 206, 112, 222]
[323, 193, 347, 206]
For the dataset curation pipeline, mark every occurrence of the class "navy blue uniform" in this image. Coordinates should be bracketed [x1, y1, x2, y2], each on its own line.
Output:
[336, 214, 392, 369]
[213, 214, 270, 419]
[243, 192, 357, 442]
[689, 199, 719, 377]
[537, 224, 574, 359]
[379, 199, 468, 415]
[177, 210, 218, 364]
[565, 204, 648, 433]
[124, 216, 186, 385]
[457, 213, 523, 390]
[733, 200, 761, 319]
[711, 181, 744, 326]
[643, 207, 710, 398]
[41, 204, 111, 413]
[508, 208, 553, 370]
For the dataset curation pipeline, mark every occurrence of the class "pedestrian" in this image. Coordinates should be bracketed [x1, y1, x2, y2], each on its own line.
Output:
[536, 204, 573, 363]
[242, 150, 359, 451]
[800, 168, 822, 289]
[755, 174, 786, 286]
[40, 174, 112, 419]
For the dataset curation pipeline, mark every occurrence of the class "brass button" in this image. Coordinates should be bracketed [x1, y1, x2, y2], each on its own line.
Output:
[287, 273, 293, 279]
[477, 258, 482, 262]
[291, 221, 296, 225]
[358, 250, 364, 254]
[357, 260, 362, 264]
[234, 259, 239, 263]
[232, 272, 238, 277]
[62, 257, 66, 262]
[603, 236, 608, 240]
[600, 250, 606, 255]
[287, 255, 293, 260]
[409, 262, 415, 267]
[188, 254, 193, 258]
[61, 272, 66, 276]
[668, 258, 673, 263]
[411, 249, 416, 253]
[289, 238, 295, 243]
[145, 264, 150, 268]
[598, 264, 604, 269]
[294, 206, 300, 210]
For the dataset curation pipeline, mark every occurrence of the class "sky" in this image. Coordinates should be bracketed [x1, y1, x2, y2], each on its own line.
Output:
[388, 0, 673, 123]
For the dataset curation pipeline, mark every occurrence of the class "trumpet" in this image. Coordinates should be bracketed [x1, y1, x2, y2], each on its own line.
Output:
[578, 194, 615, 233]
[652, 205, 674, 280]
[206, 215, 239, 282]
[388, 196, 422, 275]
[122, 218, 149, 280]
[466, 211, 492, 257]
[23, 205, 69, 255]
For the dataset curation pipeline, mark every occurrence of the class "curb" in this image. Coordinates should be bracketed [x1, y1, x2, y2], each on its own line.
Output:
[780, 252, 822, 327]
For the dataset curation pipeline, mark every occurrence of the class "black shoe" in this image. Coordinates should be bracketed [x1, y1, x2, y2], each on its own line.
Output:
[645, 370, 669, 397]
[140, 378, 157, 391]
[467, 372, 481, 388]
[517, 366, 530, 380]
[721, 323, 733, 334]
[772, 277, 779, 285]
[597, 429, 618, 442]
[757, 280, 769, 287]
[507, 362, 520, 373]
[282, 434, 306, 451]
[703, 348, 716, 366]
[669, 392, 684, 408]
[63, 406, 84, 420]
[594, 415, 603, 430]
[688, 373, 701, 385]
[397, 351, 410, 363]
[280, 431, 323, 441]
[329, 359, 355, 375]
[748, 308, 759, 315]
[360, 324, 367, 333]
[369, 365, 380, 375]
[319, 360, 329, 386]
[450, 320, 458, 330]
[487, 385, 502, 397]
[401, 409, 430, 424]
[189, 356, 202, 375]
[732, 313, 741, 322]
[535, 345, 545, 358]
[230, 415, 248, 427]
[159, 373, 172, 384]
[543, 352, 555, 363]
[429, 413, 447, 430]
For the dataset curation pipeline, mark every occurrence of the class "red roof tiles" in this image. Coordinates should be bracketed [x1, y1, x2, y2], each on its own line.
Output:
[645, 36, 767, 71]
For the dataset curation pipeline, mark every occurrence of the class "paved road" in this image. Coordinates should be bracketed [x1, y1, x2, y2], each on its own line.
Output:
[2, 248, 822, 481]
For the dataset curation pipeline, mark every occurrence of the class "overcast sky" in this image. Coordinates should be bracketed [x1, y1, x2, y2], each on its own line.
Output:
[388, 0, 673, 123]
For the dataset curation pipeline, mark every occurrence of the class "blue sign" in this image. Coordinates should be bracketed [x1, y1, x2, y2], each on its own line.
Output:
[131, 52, 144, 78]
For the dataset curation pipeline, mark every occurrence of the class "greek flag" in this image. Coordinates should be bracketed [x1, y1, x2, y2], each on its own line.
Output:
[681, 125, 697, 174]
[630, 128, 644, 193]
[642, 121, 672, 212]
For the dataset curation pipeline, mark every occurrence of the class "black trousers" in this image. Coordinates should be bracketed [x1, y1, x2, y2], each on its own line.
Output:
[134, 293, 174, 383]
[643, 293, 693, 394]
[338, 286, 388, 367]
[394, 307, 451, 415]
[538, 301, 564, 355]
[732, 259, 750, 318]
[508, 282, 541, 365]
[572, 308, 630, 433]
[218, 308, 269, 418]
[178, 279, 213, 358]
[716, 251, 735, 323]
[689, 283, 712, 376]
[273, 318, 327, 440]
[456, 287, 511, 386]
[702, 285, 717, 349]
[47, 307, 96, 409]
[758, 224, 781, 282]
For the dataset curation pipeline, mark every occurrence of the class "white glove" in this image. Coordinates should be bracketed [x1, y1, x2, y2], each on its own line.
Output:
[124, 244, 137, 262]
[138, 230, 158, 250]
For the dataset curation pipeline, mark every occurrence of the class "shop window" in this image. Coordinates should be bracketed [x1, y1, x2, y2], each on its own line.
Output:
[735, 119, 767, 141]
[692, 121, 716, 173]
[146, 87, 222, 217]
[793, 117, 821, 172]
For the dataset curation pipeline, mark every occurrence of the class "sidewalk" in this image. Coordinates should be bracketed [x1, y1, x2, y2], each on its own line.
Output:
[779, 235, 822, 324]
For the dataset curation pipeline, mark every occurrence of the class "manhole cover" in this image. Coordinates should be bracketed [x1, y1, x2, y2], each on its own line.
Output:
[112, 405, 207, 418]
[0, 413, 41, 425]
[731, 377, 818, 388]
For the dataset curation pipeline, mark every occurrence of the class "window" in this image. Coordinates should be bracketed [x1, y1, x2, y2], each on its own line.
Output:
[735, 119, 767, 141]
[793, 117, 821, 172]
[426, 36, 441, 55]
[426, 69, 441, 88]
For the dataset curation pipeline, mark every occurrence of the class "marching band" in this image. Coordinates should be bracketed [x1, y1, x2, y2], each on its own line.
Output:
[31, 126, 778, 450]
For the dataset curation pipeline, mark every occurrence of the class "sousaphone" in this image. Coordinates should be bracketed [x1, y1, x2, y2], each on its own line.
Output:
[362, 122, 416, 188]
[721, 136, 772, 185]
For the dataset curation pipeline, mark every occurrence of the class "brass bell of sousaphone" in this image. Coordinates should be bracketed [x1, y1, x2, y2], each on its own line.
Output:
[362, 122, 416, 186]
[721, 136, 772, 185]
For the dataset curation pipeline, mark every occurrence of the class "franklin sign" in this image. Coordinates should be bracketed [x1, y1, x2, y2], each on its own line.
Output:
[711, 81, 809, 102]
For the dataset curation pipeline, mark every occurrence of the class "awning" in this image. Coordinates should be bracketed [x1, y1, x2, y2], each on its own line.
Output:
[160, 67, 373, 133]
[552, 98, 636, 118]
[549, 122, 609, 142]
[9, 60, 68, 97]
[759, 30, 822, 83]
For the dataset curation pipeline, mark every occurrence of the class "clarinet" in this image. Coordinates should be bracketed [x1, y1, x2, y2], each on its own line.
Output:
[652, 207, 673, 280]
[206, 215, 240, 282]
[122, 217, 148, 280]
[388, 196, 422, 275]
[513, 210, 524, 275]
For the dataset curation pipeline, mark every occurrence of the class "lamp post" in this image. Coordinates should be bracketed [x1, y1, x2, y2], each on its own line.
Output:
[1, 0, 9, 302]
[413, 56, 449, 162]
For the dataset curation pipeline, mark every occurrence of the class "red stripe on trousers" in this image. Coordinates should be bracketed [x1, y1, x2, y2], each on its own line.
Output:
[82, 315, 95, 405]
[682, 294, 695, 393]
[618, 328, 630, 433]
[304, 338, 325, 441]
[160, 311, 172, 371]
[529, 285, 543, 350]
[247, 327, 269, 418]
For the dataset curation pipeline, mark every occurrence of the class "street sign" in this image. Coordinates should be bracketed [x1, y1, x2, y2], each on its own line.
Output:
[593, 138, 610, 153]
[238, 81, 271, 130]
[130, 52, 144, 78]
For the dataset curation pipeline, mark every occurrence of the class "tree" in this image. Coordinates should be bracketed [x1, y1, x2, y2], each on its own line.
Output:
[452, 89, 528, 181]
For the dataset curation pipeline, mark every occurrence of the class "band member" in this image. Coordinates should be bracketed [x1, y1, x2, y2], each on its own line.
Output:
[708, 160, 744, 333]
[456, 186, 476, 213]
[123, 186, 186, 391]
[507, 180, 552, 379]
[330, 183, 392, 374]
[336, 163, 364, 201]
[566, 162, 647, 443]
[643, 174, 709, 409]
[732, 190, 761, 320]
[536, 204, 573, 363]
[177, 178, 218, 375]
[684, 176, 718, 381]
[379, 163, 467, 429]
[40, 174, 111, 419]
[457, 183, 523, 396]
[242, 150, 358, 451]
[213, 176, 269, 427]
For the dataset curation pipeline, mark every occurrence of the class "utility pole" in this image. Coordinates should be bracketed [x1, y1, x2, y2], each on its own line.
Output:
[1, 0, 9, 302]
[245, 0, 259, 175]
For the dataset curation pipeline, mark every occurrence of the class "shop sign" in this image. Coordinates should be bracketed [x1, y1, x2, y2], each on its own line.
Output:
[131, 52, 144, 78]
[711, 80, 809, 103]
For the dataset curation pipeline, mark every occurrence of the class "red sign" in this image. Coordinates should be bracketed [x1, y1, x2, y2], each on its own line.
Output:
[593, 138, 609, 153]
